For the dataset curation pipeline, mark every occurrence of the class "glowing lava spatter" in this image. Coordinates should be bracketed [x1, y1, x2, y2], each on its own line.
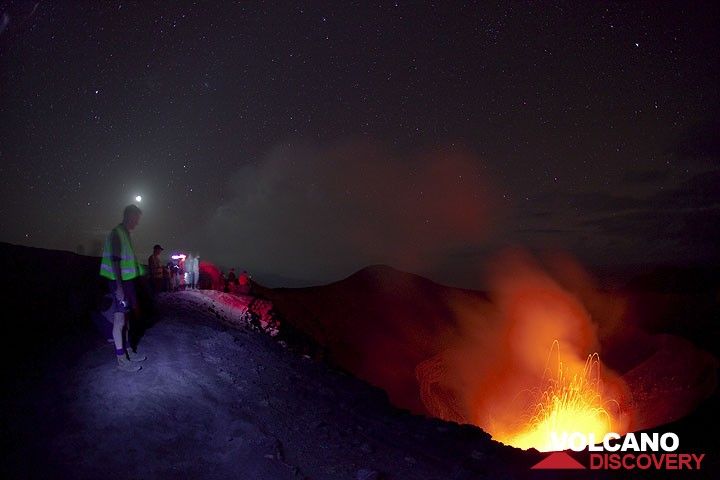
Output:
[493, 341, 622, 452]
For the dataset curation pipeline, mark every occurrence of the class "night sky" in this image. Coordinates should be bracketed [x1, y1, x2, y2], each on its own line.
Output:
[1, 1, 718, 287]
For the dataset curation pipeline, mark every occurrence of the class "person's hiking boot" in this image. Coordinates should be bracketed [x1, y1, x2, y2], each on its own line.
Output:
[126, 349, 146, 362]
[117, 356, 142, 372]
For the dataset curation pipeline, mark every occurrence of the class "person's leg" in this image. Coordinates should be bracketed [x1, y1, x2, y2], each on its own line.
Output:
[114, 312, 140, 371]
[123, 280, 146, 361]
[123, 318, 130, 351]
[112, 311, 125, 355]
[124, 315, 145, 362]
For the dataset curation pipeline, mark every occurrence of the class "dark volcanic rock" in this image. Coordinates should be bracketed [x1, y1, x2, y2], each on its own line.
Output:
[1, 244, 718, 479]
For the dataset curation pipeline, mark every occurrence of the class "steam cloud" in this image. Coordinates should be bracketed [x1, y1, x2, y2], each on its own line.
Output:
[204, 141, 500, 282]
[417, 250, 632, 446]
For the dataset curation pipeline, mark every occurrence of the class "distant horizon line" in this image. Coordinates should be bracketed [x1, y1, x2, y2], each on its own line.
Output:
[2, 240, 719, 291]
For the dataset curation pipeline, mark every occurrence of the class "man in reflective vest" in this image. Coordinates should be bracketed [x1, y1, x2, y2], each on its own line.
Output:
[99, 204, 147, 372]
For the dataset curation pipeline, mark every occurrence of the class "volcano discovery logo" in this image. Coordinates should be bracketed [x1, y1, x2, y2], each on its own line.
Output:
[531, 432, 705, 471]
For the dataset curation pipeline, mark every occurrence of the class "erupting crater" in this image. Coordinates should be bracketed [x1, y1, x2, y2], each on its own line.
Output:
[489, 342, 626, 452]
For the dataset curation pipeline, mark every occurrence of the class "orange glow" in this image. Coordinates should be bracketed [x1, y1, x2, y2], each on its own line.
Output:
[416, 251, 633, 453]
[490, 341, 623, 451]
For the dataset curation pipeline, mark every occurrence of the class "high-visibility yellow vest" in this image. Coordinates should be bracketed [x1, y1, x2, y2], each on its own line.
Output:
[99, 225, 145, 280]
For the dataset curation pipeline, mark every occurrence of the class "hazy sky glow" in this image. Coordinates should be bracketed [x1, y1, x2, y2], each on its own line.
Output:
[1, 2, 718, 287]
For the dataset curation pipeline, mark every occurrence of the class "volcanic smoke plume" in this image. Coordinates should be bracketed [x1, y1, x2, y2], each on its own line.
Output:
[264, 250, 716, 452]
[204, 141, 500, 283]
[417, 250, 633, 451]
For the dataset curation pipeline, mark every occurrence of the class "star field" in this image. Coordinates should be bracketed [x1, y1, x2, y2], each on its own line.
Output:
[0, 1, 718, 287]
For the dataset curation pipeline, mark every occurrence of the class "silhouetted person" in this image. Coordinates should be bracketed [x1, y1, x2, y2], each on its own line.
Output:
[237, 270, 251, 295]
[178, 258, 187, 290]
[162, 262, 169, 291]
[148, 244, 164, 294]
[192, 253, 200, 289]
[167, 261, 178, 292]
[227, 268, 237, 292]
[99, 204, 147, 372]
[186, 253, 196, 290]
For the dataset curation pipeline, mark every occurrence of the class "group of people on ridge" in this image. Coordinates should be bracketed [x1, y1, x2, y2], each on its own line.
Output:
[148, 246, 200, 293]
[224, 268, 251, 295]
[100, 204, 254, 372]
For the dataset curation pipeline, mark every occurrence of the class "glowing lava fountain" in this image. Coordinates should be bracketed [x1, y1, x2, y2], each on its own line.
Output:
[491, 341, 625, 452]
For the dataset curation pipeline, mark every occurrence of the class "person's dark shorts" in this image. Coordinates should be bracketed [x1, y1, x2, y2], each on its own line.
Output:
[108, 279, 138, 310]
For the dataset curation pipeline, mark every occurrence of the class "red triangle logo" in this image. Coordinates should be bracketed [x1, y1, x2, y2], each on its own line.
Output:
[531, 451, 586, 470]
